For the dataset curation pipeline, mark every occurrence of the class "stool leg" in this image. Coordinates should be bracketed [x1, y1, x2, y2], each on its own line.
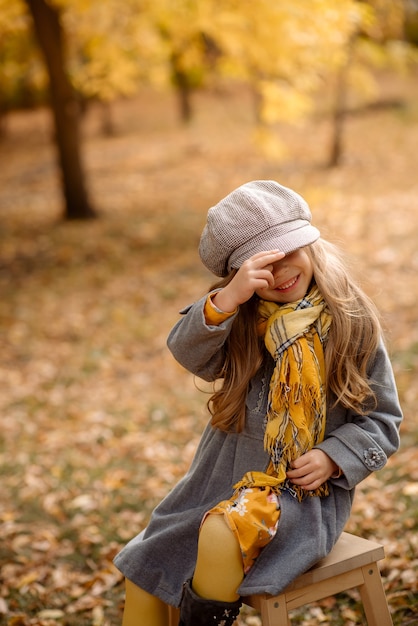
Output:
[359, 563, 393, 626]
[259, 593, 291, 626]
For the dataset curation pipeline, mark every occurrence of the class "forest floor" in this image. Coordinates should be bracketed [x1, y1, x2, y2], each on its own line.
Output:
[0, 72, 417, 625]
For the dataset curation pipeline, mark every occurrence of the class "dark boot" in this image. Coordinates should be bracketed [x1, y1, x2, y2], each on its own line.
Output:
[178, 580, 242, 626]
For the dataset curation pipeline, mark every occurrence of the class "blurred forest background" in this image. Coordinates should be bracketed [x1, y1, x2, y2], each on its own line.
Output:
[0, 0, 417, 625]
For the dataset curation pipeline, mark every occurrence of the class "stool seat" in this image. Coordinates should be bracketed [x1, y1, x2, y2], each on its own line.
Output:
[243, 532, 392, 625]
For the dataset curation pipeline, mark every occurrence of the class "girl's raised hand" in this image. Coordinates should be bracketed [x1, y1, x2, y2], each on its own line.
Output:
[212, 250, 285, 312]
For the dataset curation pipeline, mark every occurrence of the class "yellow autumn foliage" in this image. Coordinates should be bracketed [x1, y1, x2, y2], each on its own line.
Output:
[259, 82, 312, 125]
[0, 0, 415, 134]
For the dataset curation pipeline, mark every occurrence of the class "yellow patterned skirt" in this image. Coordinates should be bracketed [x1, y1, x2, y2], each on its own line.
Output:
[203, 475, 281, 574]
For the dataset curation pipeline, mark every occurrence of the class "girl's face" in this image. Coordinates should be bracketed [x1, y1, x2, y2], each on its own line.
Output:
[255, 248, 314, 303]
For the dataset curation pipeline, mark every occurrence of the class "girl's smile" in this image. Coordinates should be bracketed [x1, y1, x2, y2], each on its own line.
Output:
[275, 274, 300, 292]
[256, 249, 314, 303]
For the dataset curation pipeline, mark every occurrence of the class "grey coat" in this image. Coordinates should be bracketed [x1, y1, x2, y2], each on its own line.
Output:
[113, 293, 402, 607]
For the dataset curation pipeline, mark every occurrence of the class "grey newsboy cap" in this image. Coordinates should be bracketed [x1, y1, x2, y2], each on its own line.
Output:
[199, 180, 320, 277]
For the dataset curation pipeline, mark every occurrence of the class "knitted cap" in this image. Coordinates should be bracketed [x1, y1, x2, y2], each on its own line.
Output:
[199, 180, 320, 277]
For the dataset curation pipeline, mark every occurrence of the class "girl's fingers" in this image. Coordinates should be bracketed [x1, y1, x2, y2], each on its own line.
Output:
[249, 250, 285, 267]
[230, 250, 285, 303]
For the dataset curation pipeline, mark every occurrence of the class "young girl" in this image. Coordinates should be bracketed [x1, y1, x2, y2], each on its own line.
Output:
[114, 180, 402, 626]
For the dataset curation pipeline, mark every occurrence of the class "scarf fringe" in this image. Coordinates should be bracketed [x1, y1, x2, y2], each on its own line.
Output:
[264, 382, 325, 458]
[233, 471, 330, 501]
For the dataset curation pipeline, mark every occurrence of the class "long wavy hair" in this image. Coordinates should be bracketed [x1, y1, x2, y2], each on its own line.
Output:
[208, 238, 381, 432]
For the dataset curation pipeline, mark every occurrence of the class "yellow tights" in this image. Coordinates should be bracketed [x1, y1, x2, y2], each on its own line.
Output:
[122, 579, 168, 626]
[193, 514, 244, 602]
[121, 514, 244, 624]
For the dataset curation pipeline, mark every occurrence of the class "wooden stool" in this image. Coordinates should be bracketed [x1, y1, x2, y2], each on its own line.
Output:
[168, 532, 392, 626]
[243, 532, 392, 626]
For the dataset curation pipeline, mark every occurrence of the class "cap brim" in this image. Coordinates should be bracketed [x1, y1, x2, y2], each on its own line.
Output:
[228, 223, 320, 271]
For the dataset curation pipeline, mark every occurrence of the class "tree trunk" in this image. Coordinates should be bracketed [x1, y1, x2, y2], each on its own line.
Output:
[171, 53, 193, 124]
[328, 67, 347, 168]
[328, 37, 355, 169]
[0, 103, 7, 139]
[25, 0, 95, 219]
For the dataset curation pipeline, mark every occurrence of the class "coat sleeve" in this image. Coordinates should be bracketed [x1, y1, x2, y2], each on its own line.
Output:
[167, 294, 238, 381]
[316, 340, 403, 489]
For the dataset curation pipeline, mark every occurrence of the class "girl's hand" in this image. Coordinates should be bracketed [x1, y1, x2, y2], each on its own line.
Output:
[212, 250, 285, 312]
[286, 449, 339, 491]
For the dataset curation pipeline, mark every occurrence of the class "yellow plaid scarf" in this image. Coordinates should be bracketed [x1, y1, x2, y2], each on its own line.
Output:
[257, 286, 332, 493]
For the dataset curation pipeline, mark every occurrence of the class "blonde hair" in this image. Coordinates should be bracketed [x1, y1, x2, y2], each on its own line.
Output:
[208, 238, 381, 432]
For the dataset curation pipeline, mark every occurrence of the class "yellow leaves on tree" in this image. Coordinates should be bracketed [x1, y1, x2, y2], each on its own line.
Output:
[0, 0, 415, 147]
[0, 0, 46, 106]
[64, 1, 158, 101]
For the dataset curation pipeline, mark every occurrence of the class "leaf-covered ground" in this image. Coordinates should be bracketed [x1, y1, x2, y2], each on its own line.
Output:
[0, 74, 417, 625]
